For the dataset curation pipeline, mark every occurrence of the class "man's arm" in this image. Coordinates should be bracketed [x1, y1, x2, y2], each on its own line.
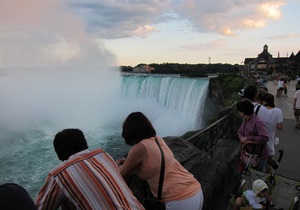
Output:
[35, 177, 62, 210]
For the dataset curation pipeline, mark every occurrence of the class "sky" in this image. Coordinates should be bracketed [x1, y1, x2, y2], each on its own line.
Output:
[0, 0, 300, 68]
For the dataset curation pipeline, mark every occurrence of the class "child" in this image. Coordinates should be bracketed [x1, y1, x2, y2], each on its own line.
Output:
[233, 179, 271, 210]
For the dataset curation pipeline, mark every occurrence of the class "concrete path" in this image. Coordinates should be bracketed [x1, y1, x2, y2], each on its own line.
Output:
[266, 79, 300, 180]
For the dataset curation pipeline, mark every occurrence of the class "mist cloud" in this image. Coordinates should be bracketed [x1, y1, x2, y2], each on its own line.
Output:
[0, 0, 115, 68]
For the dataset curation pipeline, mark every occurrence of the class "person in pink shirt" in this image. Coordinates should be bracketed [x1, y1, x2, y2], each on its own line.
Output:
[117, 112, 203, 210]
[236, 100, 269, 173]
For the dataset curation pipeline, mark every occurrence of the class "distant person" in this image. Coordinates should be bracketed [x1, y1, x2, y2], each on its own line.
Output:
[35, 128, 144, 210]
[276, 78, 284, 97]
[0, 183, 37, 210]
[261, 93, 283, 173]
[294, 86, 300, 129]
[117, 112, 204, 210]
[236, 100, 269, 173]
[283, 78, 288, 98]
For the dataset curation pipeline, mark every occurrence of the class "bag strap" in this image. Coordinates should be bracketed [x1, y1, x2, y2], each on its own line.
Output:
[255, 104, 261, 115]
[155, 137, 165, 201]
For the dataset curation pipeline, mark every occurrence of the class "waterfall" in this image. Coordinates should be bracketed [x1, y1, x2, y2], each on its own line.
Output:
[120, 75, 210, 134]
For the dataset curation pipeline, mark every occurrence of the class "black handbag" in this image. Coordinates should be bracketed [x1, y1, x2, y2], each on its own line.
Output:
[142, 137, 166, 210]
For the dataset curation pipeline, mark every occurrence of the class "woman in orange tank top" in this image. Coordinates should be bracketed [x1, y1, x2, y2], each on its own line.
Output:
[117, 112, 204, 210]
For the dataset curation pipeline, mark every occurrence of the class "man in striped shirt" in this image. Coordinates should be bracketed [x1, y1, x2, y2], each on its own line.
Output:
[35, 128, 144, 210]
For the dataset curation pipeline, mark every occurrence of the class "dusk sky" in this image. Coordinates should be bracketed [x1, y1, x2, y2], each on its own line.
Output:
[1, 0, 299, 68]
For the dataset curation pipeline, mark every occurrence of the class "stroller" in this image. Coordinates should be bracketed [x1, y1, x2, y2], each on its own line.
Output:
[237, 142, 264, 175]
[228, 149, 300, 210]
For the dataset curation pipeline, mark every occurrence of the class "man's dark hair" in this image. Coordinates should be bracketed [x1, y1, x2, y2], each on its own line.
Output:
[122, 112, 156, 146]
[236, 100, 254, 116]
[53, 129, 88, 161]
[243, 85, 258, 100]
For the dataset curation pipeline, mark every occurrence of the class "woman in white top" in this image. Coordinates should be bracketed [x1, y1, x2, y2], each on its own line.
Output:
[261, 93, 283, 173]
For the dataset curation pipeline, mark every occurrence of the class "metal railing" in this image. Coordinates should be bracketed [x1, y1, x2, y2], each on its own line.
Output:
[184, 111, 235, 159]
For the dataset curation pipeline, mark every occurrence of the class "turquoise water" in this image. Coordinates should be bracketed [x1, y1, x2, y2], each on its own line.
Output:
[0, 68, 210, 199]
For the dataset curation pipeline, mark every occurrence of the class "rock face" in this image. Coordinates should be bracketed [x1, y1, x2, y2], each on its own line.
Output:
[208, 77, 226, 110]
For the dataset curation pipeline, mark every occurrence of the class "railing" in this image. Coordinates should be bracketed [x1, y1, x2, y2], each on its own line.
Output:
[184, 111, 236, 159]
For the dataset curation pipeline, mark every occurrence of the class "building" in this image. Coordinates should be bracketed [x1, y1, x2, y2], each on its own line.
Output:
[132, 65, 155, 73]
[243, 44, 300, 77]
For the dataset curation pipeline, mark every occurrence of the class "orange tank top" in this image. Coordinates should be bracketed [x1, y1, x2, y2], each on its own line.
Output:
[136, 136, 201, 203]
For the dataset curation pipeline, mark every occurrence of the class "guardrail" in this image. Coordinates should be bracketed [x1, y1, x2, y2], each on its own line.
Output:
[184, 111, 236, 159]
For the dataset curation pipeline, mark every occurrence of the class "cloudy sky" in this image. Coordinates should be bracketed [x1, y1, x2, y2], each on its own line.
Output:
[1, 0, 299, 68]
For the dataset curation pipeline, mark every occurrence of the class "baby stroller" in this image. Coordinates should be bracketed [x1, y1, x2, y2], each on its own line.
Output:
[228, 149, 300, 210]
[237, 142, 264, 175]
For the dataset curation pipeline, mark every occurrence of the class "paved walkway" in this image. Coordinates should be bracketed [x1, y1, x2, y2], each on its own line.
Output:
[266, 79, 300, 180]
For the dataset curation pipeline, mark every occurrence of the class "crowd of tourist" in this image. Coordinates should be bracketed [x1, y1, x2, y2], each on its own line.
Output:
[236, 84, 283, 175]
[231, 76, 300, 209]
[235, 75, 300, 173]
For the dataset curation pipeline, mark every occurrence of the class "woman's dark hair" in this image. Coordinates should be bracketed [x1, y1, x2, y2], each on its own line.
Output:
[53, 128, 88, 161]
[122, 112, 156, 145]
[236, 100, 254, 116]
[262, 93, 275, 108]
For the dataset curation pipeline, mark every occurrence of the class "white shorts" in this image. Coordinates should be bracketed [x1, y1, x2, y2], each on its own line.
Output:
[165, 189, 204, 210]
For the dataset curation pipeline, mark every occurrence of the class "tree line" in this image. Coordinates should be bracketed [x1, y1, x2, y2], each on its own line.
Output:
[120, 63, 240, 76]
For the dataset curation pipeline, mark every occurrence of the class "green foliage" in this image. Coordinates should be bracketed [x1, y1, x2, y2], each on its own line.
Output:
[220, 77, 244, 97]
[120, 66, 133, 72]
[216, 74, 245, 106]
[122, 63, 240, 74]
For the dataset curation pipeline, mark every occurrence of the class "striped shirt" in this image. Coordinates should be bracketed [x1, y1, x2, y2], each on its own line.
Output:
[35, 149, 144, 210]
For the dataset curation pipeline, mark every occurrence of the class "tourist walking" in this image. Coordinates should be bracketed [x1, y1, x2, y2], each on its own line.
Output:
[260, 93, 283, 173]
[117, 112, 204, 210]
[35, 128, 144, 210]
[283, 78, 288, 98]
[276, 78, 284, 97]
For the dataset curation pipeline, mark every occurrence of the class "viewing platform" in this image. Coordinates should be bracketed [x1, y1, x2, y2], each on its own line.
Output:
[266, 79, 300, 180]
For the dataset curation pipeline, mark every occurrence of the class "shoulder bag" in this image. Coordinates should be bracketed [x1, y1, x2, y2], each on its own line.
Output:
[142, 137, 166, 210]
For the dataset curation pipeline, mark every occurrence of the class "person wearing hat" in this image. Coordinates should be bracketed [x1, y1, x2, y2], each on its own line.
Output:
[233, 179, 271, 210]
